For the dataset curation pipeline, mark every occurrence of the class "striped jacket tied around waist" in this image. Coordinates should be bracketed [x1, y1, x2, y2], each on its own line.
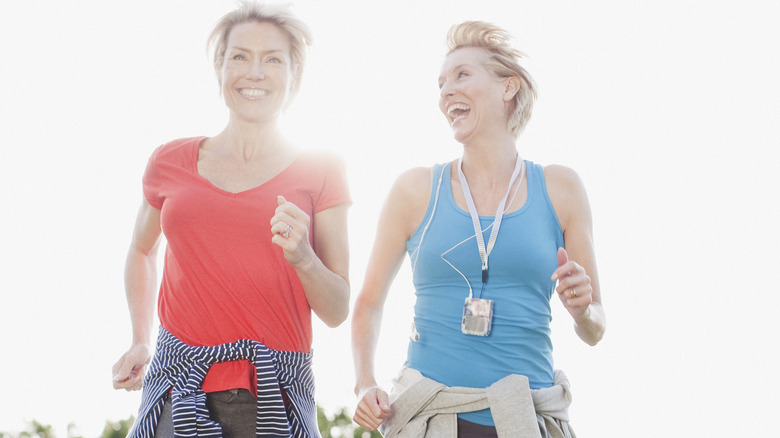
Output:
[128, 327, 318, 437]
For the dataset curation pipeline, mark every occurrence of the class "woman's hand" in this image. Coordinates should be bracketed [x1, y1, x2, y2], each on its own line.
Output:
[271, 195, 314, 268]
[112, 343, 152, 391]
[113, 199, 160, 391]
[272, 195, 350, 327]
[551, 247, 593, 322]
[551, 247, 605, 345]
[353, 385, 391, 431]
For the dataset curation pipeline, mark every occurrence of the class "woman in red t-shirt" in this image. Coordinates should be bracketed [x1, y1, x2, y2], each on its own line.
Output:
[111, 2, 350, 436]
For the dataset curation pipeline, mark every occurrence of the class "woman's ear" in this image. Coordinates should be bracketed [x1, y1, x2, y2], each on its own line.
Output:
[502, 76, 521, 102]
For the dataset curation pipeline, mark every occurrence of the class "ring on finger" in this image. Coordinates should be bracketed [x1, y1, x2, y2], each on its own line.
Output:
[283, 224, 292, 238]
[570, 288, 577, 298]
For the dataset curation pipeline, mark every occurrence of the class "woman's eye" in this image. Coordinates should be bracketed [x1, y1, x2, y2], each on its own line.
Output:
[267, 57, 281, 63]
[458, 71, 469, 78]
[232, 54, 246, 61]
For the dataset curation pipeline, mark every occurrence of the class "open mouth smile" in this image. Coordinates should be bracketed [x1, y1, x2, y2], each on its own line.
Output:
[447, 103, 471, 126]
[239, 88, 268, 99]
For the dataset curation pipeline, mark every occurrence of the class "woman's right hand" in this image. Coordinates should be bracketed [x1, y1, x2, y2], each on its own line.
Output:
[351, 168, 430, 432]
[353, 385, 391, 431]
[112, 343, 151, 391]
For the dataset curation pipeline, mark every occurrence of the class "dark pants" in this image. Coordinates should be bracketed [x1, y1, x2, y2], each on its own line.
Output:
[154, 389, 257, 438]
[457, 418, 499, 438]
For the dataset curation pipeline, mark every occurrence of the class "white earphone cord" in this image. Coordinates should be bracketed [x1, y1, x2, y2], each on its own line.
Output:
[441, 159, 525, 299]
[410, 160, 524, 337]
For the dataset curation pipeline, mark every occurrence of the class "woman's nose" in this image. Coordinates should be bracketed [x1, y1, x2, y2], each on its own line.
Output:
[439, 80, 454, 98]
[247, 60, 265, 80]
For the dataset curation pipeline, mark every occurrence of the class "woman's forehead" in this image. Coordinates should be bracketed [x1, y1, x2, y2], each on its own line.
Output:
[227, 21, 290, 52]
[440, 47, 489, 73]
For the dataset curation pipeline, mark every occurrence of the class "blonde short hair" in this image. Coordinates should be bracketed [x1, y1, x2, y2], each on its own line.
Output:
[446, 21, 538, 138]
[207, 1, 312, 97]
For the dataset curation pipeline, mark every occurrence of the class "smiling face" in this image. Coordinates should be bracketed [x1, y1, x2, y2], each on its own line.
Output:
[218, 21, 294, 124]
[438, 47, 515, 144]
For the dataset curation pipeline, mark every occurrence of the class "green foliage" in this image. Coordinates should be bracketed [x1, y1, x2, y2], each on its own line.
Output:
[0, 417, 136, 438]
[2, 407, 383, 438]
[1, 421, 55, 438]
[317, 406, 382, 438]
[66, 423, 82, 438]
[99, 417, 134, 438]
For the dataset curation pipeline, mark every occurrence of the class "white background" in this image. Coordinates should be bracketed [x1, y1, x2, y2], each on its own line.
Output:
[1, 0, 778, 436]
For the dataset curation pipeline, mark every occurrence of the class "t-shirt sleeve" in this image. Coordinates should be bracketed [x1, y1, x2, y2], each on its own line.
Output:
[313, 154, 351, 213]
[142, 145, 165, 210]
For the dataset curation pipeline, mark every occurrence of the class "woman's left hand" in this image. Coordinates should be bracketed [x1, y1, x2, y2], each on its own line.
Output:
[551, 247, 592, 322]
[271, 195, 313, 267]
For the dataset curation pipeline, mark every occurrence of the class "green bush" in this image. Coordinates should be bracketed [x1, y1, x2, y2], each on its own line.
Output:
[1, 406, 381, 438]
[99, 417, 134, 438]
[317, 406, 382, 438]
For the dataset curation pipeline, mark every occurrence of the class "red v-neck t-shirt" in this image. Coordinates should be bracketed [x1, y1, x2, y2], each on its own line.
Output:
[142, 136, 350, 393]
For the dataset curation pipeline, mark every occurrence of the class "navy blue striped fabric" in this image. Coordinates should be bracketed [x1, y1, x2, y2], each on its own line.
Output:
[128, 327, 319, 437]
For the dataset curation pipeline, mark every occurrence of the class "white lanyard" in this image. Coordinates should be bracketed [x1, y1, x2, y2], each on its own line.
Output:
[457, 155, 523, 284]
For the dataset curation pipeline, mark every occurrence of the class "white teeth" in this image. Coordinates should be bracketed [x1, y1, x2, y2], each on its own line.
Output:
[240, 88, 268, 98]
[447, 103, 470, 117]
[448, 103, 470, 126]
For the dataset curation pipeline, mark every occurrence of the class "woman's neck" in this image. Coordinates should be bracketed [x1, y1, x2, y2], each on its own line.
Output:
[459, 135, 519, 188]
[214, 117, 286, 161]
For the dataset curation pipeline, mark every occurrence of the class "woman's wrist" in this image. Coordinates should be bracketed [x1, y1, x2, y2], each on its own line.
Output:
[573, 304, 592, 326]
[573, 303, 605, 345]
[354, 375, 378, 396]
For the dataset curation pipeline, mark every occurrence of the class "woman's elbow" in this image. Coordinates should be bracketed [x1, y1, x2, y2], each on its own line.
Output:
[322, 306, 349, 328]
[320, 285, 351, 328]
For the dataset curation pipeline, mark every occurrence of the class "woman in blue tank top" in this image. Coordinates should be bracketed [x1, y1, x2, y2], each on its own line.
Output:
[352, 21, 605, 437]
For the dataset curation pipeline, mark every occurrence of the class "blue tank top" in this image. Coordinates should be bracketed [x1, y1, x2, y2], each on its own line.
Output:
[405, 160, 564, 426]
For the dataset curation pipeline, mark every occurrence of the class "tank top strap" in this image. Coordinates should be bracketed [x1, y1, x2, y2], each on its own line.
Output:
[525, 161, 564, 244]
[409, 163, 449, 271]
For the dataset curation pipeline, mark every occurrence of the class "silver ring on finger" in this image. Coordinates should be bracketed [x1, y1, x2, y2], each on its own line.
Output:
[283, 224, 292, 238]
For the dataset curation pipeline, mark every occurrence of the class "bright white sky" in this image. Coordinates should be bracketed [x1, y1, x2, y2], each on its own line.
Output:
[1, 0, 778, 436]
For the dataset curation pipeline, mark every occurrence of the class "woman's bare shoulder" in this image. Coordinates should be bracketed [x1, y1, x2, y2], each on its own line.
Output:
[394, 166, 434, 193]
[382, 165, 439, 238]
[543, 164, 591, 231]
